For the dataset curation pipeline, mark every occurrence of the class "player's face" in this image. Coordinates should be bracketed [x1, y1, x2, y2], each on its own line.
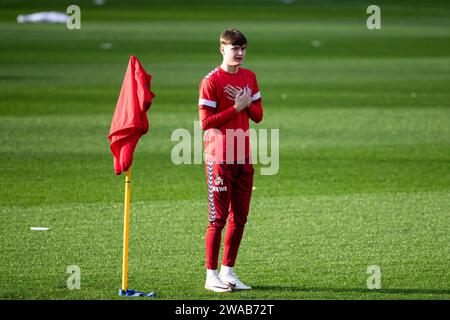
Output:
[221, 44, 247, 66]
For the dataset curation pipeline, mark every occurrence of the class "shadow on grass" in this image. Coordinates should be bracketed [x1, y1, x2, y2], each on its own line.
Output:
[251, 286, 450, 296]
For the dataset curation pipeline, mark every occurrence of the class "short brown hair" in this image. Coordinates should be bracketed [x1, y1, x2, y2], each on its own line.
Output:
[220, 28, 247, 46]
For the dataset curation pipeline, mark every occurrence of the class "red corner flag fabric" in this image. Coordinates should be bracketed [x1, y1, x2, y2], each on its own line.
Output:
[108, 55, 155, 175]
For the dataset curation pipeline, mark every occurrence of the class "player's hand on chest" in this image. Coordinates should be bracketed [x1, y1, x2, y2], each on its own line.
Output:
[219, 82, 253, 108]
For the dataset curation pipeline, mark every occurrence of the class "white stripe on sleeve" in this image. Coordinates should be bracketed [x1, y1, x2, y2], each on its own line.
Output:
[199, 99, 217, 108]
[251, 91, 261, 101]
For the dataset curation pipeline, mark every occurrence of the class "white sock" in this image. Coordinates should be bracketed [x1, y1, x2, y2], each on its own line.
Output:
[220, 265, 233, 275]
[206, 269, 218, 279]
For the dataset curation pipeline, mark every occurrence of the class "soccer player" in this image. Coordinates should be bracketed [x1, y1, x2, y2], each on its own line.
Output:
[198, 29, 263, 292]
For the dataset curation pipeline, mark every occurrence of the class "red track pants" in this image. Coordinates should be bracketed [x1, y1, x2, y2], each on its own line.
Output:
[205, 160, 254, 269]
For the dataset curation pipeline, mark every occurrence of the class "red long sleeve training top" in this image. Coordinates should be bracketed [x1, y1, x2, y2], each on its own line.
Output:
[198, 66, 263, 163]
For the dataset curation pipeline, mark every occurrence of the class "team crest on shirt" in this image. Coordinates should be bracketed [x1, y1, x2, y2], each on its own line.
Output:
[214, 176, 224, 186]
[213, 175, 227, 192]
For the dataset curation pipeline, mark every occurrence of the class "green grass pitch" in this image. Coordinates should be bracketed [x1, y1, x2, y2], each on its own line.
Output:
[0, 0, 449, 299]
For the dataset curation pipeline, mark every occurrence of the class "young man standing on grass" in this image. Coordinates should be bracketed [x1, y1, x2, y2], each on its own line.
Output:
[198, 29, 263, 292]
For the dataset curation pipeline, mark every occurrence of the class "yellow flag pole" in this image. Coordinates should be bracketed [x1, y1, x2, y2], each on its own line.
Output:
[121, 168, 131, 292]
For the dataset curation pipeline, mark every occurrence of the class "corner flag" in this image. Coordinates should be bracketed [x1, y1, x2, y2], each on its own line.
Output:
[108, 55, 156, 298]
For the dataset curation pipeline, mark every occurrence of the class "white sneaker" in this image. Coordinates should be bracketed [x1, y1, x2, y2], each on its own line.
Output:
[219, 271, 252, 290]
[205, 272, 232, 293]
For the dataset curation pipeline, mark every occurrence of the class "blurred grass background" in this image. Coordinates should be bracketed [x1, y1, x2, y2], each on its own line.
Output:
[0, 0, 449, 299]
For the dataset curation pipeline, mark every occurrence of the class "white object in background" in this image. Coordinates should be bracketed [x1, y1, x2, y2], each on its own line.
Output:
[30, 227, 50, 231]
[17, 12, 68, 24]
[100, 42, 113, 50]
[311, 40, 322, 48]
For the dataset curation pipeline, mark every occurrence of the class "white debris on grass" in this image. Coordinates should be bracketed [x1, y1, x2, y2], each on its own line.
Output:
[311, 40, 322, 48]
[94, 0, 107, 5]
[17, 12, 68, 24]
[30, 227, 50, 231]
[100, 42, 113, 50]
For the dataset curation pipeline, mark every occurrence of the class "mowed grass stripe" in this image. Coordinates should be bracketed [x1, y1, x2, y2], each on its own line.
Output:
[0, 192, 448, 299]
